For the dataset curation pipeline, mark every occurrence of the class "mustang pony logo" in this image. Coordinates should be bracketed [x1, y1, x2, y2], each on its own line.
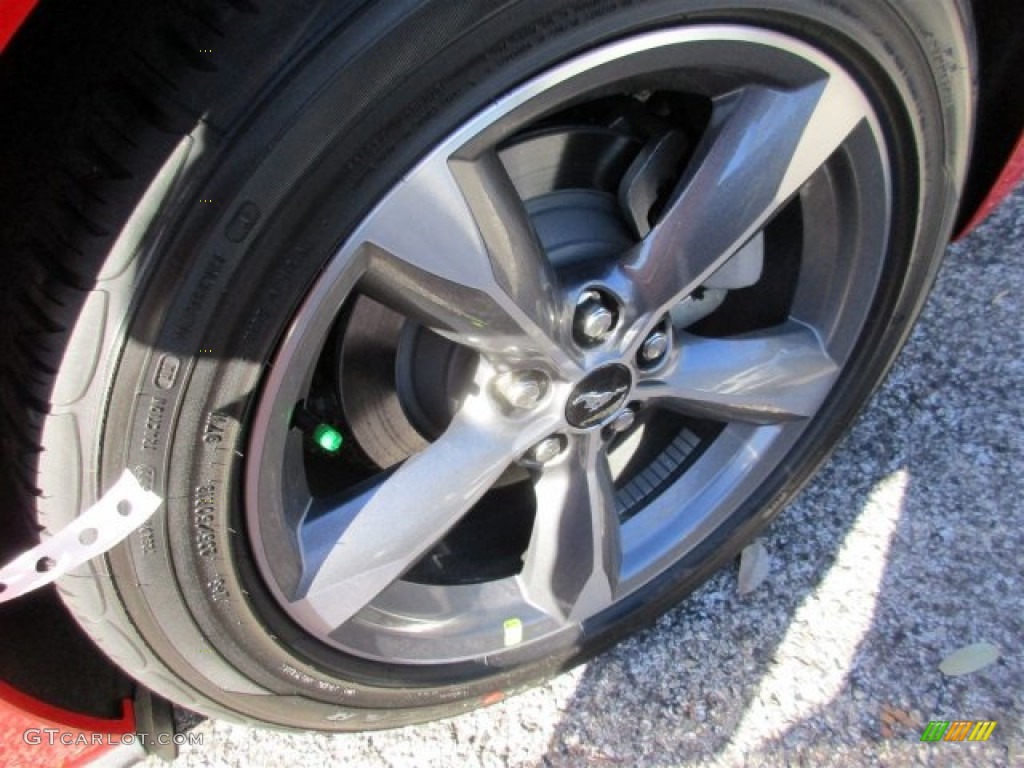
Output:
[573, 385, 630, 413]
[565, 364, 633, 428]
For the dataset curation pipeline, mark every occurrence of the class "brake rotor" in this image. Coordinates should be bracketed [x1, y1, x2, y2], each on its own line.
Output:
[335, 296, 470, 470]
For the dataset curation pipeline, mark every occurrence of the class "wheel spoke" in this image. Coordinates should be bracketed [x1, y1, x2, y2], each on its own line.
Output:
[290, 383, 561, 634]
[356, 148, 577, 374]
[637, 319, 840, 424]
[518, 433, 622, 622]
[618, 73, 871, 330]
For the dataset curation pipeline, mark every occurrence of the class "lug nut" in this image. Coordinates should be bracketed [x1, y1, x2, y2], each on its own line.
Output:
[493, 370, 548, 410]
[574, 290, 617, 345]
[607, 408, 636, 434]
[639, 329, 669, 365]
[527, 436, 565, 464]
[580, 305, 614, 339]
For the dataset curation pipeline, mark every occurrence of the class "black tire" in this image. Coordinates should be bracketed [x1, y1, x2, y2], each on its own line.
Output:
[4, 0, 973, 729]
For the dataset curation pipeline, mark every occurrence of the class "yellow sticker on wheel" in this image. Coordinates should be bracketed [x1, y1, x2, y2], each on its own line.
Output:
[503, 618, 523, 647]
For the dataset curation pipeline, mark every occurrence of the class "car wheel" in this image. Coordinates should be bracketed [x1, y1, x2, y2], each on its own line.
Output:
[15, 0, 973, 728]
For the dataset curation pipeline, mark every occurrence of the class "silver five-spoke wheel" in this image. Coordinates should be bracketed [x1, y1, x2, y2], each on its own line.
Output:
[247, 25, 890, 664]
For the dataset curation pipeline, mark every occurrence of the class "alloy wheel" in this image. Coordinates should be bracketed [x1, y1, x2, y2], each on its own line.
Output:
[246, 25, 891, 664]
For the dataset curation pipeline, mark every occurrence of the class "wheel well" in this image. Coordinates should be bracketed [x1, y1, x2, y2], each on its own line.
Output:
[957, 0, 1024, 229]
[0, 0, 160, 719]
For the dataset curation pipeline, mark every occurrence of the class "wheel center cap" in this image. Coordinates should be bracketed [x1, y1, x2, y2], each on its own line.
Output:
[565, 364, 633, 429]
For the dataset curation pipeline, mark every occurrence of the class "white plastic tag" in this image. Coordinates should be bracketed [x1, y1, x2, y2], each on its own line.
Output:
[0, 470, 162, 603]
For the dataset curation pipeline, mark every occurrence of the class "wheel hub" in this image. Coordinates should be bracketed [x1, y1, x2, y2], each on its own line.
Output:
[564, 363, 633, 428]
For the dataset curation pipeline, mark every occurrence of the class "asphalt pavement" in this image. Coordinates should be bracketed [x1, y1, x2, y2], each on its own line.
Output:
[148, 186, 1023, 768]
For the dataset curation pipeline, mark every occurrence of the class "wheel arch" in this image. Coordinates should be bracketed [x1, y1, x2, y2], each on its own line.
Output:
[957, 0, 1024, 231]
